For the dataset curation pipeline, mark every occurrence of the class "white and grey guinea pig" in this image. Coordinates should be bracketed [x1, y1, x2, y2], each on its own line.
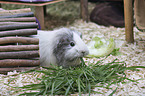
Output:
[37, 28, 89, 68]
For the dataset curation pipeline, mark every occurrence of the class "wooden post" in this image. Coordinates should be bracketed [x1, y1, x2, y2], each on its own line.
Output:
[35, 6, 45, 30]
[124, 0, 134, 43]
[80, 0, 88, 22]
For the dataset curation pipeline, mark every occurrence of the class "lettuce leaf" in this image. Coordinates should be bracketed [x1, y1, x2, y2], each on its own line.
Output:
[87, 37, 115, 57]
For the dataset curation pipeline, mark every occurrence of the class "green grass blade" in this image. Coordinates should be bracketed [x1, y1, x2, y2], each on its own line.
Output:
[80, 57, 86, 67]
[109, 87, 118, 96]
[51, 81, 55, 96]
[65, 81, 74, 96]
[88, 82, 91, 96]
[77, 78, 81, 96]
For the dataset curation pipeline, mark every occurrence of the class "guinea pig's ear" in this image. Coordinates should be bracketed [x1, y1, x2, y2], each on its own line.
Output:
[71, 29, 82, 38]
[77, 31, 82, 38]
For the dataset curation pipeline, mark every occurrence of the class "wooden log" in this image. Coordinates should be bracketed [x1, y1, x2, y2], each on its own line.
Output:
[0, 8, 31, 16]
[0, 45, 39, 52]
[0, 12, 34, 19]
[0, 59, 40, 67]
[0, 28, 37, 37]
[0, 17, 36, 22]
[0, 23, 38, 31]
[0, 37, 39, 44]
[0, 67, 39, 74]
[0, 22, 36, 25]
[124, 0, 134, 43]
[0, 51, 39, 59]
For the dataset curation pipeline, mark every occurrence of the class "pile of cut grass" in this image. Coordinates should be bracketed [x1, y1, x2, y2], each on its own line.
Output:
[10, 58, 144, 96]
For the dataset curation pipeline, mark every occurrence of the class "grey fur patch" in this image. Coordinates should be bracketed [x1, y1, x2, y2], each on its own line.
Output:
[53, 30, 75, 67]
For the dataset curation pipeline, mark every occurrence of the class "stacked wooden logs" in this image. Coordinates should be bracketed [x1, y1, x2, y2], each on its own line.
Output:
[0, 8, 40, 74]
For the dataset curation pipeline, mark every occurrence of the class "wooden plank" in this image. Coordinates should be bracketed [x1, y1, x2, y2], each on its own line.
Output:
[0, 51, 39, 59]
[0, 45, 39, 52]
[0, 37, 39, 44]
[0, 59, 40, 67]
[0, 0, 65, 6]
[80, 0, 88, 22]
[0, 28, 37, 37]
[124, 0, 134, 43]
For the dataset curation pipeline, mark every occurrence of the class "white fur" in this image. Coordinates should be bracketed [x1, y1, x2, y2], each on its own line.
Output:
[37, 28, 89, 67]
[38, 30, 58, 67]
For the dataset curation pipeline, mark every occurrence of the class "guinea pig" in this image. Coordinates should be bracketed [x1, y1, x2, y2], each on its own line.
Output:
[38, 28, 89, 68]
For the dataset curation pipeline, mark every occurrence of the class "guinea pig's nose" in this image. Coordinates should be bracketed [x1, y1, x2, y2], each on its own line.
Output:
[81, 50, 88, 56]
[81, 51, 85, 54]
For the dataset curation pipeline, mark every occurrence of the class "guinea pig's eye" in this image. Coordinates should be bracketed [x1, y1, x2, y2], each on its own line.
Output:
[70, 42, 75, 47]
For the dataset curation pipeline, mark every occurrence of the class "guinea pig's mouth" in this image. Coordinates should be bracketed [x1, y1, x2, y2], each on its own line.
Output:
[67, 57, 80, 62]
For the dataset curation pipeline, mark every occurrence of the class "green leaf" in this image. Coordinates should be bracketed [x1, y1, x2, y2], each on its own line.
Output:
[87, 37, 115, 57]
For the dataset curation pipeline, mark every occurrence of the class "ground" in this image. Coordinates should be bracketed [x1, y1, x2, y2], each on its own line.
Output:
[0, 0, 145, 95]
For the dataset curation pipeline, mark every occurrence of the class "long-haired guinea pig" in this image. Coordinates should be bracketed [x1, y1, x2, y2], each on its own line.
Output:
[37, 28, 89, 68]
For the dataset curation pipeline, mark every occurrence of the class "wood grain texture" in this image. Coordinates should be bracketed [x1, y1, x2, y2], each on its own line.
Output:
[124, 0, 134, 43]
[0, 45, 39, 52]
[0, 59, 40, 67]
[0, 51, 39, 59]
[0, 28, 37, 37]
[0, 37, 39, 44]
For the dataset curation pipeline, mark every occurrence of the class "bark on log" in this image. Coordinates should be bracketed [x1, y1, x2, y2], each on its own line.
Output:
[0, 45, 39, 52]
[0, 23, 38, 31]
[0, 59, 40, 67]
[0, 22, 36, 25]
[0, 8, 31, 16]
[0, 37, 39, 44]
[0, 67, 39, 74]
[0, 28, 37, 37]
[0, 12, 34, 19]
[0, 51, 39, 59]
[0, 17, 36, 22]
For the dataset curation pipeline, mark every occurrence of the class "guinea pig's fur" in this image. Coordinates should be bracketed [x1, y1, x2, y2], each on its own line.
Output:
[38, 28, 89, 68]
